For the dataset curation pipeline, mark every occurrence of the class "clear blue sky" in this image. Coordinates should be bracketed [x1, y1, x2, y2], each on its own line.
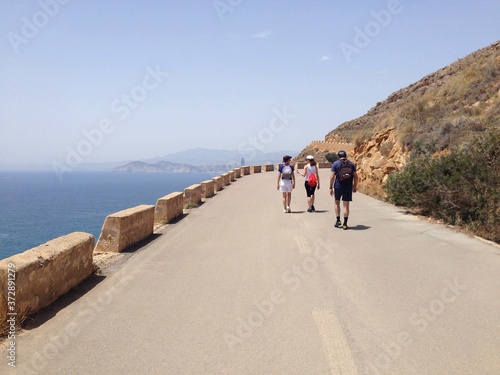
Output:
[0, 0, 498, 170]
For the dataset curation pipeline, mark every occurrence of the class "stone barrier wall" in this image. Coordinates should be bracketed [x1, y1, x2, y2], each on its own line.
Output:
[201, 180, 215, 199]
[229, 171, 236, 182]
[297, 162, 331, 169]
[94, 205, 155, 253]
[221, 173, 230, 186]
[242, 166, 250, 175]
[212, 176, 224, 191]
[264, 164, 274, 172]
[184, 184, 202, 206]
[0, 232, 94, 333]
[155, 192, 183, 224]
[233, 168, 242, 178]
[251, 165, 262, 173]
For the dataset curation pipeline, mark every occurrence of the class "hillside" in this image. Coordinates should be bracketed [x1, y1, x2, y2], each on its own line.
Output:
[298, 41, 499, 197]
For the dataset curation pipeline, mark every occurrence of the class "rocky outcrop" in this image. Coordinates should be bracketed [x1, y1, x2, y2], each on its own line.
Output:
[352, 127, 408, 197]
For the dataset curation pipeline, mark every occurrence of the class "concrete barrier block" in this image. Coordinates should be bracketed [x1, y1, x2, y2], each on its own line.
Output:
[155, 192, 183, 224]
[184, 184, 202, 207]
[201, 180, 215, 199]
[242, 166, 250, 175]
[318, 162, 331, 169]
[264, 164, 274, 172]
[229, 171, 236, 182]
[221, 173, 230, 186]
[212, 176, 224, 191]
[0, 232, 94, 334]
[95, 205, 155, 253]
[251, 165, 262, 173]
[233, 168, 242, 178]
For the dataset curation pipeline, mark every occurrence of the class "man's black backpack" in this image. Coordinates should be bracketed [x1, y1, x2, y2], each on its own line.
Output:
[338, 160, 354, 184]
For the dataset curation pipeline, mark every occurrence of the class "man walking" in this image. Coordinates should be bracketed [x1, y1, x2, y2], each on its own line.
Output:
[330, 150, 358, 229]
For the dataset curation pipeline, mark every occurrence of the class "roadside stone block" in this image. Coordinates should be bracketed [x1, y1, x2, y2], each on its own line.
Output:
[251, 165, 262, 173]
[201, 180, 215, 199]
[212, 176, 224, 191]
[184, 184, 202, 206]
[221, 173, 230, 186]
[233, 168, 242, 178]
[229, 171, 236, 182]
[264, 164, 274, 172]
[0, 232, 94, 335]
[318, 162, 331, 168]
[155, 192, 183, 224]
[95, 205, 154, 253]
[242, 166, 250, 175]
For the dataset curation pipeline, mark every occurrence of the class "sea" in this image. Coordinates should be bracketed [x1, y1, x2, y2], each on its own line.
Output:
[0, 171, 218, 261]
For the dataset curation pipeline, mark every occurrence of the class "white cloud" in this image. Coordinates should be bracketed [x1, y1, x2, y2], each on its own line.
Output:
[320, 56, 331, 61]
[252, 31, 271, 38]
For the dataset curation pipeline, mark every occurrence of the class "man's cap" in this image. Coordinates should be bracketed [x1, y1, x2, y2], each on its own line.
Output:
[283, 155, 292, 161]
[306, 155, 314, 160]
[337, 150, 347, 159]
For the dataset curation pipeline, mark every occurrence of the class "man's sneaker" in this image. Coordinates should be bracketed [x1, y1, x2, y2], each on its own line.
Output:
[286, 206, 291, 213]
[284, 209, 287, 213]
[342, 224, 348, 230]
[334, 221, 342, 228]
[307, 208, 312, 212]
[311, 205, 316, 212]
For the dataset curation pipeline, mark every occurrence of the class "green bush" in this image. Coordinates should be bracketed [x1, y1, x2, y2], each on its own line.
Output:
[325, 153, 339, 163]
[384, 128, 499, 242]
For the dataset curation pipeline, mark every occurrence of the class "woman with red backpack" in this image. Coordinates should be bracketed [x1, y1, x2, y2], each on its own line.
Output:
[297, 155, 320, 212]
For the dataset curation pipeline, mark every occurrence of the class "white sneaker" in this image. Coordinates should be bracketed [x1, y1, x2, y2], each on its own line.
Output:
[286, 206, 291, 213]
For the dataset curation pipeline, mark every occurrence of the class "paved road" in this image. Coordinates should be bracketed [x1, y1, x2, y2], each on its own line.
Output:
[2, 169, 499, 374]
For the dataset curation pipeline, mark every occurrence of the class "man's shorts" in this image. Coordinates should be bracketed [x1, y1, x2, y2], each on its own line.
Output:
[280, 179, 293, 193]
[334, 185, 353, 201]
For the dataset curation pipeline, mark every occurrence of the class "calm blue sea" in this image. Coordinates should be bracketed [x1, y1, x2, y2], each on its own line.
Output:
[0, 171, 217, 260]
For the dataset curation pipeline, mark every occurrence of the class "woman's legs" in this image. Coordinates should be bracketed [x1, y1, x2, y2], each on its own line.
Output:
[305, 183, 317, 211]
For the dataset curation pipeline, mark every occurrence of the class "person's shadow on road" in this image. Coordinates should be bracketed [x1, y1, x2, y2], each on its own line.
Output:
[347, 225, 371, 230]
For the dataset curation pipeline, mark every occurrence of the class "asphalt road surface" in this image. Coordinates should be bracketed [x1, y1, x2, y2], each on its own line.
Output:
[2, 169, 499, 374]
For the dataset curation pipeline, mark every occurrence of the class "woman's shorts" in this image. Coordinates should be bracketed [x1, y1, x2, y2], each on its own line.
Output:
[280, 179, 293, 193]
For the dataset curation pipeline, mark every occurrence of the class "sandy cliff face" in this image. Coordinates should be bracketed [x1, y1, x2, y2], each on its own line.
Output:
[351, 127, 408, 197]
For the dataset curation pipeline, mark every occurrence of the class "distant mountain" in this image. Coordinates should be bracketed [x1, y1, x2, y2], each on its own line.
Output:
[75, 148, 301, 172]
[114, 160, 206, 173]
[145, 148, 300, 166]
[113, 160, 238, 173]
